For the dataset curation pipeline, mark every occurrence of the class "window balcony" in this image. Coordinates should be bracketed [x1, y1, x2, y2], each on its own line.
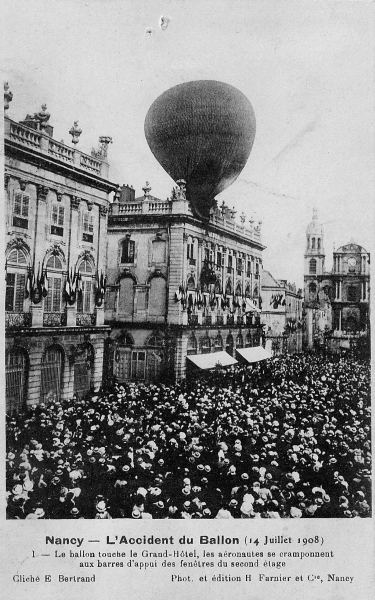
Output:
[43, 312, 67, 327]
[5, 312, 32, 329]
[76, 312, 97, 326]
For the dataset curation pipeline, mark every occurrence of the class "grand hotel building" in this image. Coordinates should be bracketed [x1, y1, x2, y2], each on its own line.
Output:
[105, 181, 265, 383]
[4, 85, 265, 410]
[4, 86, 117, 413]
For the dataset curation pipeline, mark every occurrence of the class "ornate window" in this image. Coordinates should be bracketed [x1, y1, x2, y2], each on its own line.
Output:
[82, 212, 94, 243]
[121, 238, 135, 263]
[77, 258, 94, 313]
[214, 334, 223, 351]
[131, 351, 146, 380]
[6, 247, 28, 312]
[45, 254, 63, 312]
[12, 191, 30, 229]
[201, 336, 211, 354]
[347, 286, 358, 302]
[312, 237, 316, 249]
[6, 348, 28, 414]
[51, 204, 65, 236]
[41, 346, 64, 403]
[187, 333, 197, 355]
[309, 259, 317, 274]
[236, 333, 244, 348]
[226, 333, 234, 356]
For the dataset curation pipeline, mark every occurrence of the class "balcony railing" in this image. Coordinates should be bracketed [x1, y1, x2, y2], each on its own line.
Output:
[6, 312, 32, 329]
[43, 312, 67, 327]
[76, 312, 97, 326]
[5, 118, 108, 178]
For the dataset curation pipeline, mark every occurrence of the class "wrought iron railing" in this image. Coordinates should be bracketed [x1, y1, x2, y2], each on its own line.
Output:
[76, 312, 97, 326]
[5, 312, 32, 328]
[43, 312, 67, 327]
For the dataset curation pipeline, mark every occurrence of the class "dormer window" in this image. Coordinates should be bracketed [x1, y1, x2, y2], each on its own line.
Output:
[12, 192, 29, 229]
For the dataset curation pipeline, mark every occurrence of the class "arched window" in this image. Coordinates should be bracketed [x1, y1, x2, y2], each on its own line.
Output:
[312, 237, 316, 249]
[225, 279, 232, 295]
[317, 238, 321, 250]
[253, 285, 259, 297]
[148, 276, 167, 317]
[226, 333, 234, 356]
[6, 348, 28, 414]
[118, 276, 135, 316]
[41, 346, 64, 403]
[309, 282, 317, 295]
[187, 334, 197, 355]
[245, 332, 252, 347]
[214, 334, 223, 351]
[147, 332, 165, 382]
[6, 247, 29, 312]
[236, 333, 243, 348]
[44, 254, 64, 313]
[77, 257, 95, 314]
[309, 259, 317, 274]
[245, 284, 251, 298]
[215, 279, 222, 294]
[235, 282, 242, 296]
[121, 238, 135, 263]
[201, 336, 211, 354]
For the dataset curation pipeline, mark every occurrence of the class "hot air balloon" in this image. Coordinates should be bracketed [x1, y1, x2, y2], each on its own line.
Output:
[144, 80, 256, 220]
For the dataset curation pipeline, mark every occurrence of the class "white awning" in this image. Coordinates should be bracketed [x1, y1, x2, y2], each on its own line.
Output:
[236, 346, 272, 364]
[187, 351, 237, 370]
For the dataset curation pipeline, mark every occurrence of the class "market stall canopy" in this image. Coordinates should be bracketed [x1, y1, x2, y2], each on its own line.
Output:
[187, 351, 237, 370]
[236, 346, 272, 364]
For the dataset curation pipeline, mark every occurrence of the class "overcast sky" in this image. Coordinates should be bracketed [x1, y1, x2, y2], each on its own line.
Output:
[2, 0, 374, 286]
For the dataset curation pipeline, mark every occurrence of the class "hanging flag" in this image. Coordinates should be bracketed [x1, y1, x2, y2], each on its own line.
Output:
[25, 267, 32, 299]
[41, 268, 48, 298]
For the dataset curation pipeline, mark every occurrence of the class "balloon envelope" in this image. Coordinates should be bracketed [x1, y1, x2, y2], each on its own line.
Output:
[144, 80, 256, 220]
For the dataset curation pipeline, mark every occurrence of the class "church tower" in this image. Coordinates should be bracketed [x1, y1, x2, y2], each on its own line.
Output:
[304, 208, 325, 305]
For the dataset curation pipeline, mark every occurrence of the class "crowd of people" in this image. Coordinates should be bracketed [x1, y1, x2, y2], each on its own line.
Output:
[6, 352, 371, 519]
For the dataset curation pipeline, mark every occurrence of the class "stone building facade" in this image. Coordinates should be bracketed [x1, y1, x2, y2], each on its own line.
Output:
[261, 270, 303, 355]
[105, 181, 265, 383]
[4, 85, 117, 413]
[303, 209, 370, 352]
